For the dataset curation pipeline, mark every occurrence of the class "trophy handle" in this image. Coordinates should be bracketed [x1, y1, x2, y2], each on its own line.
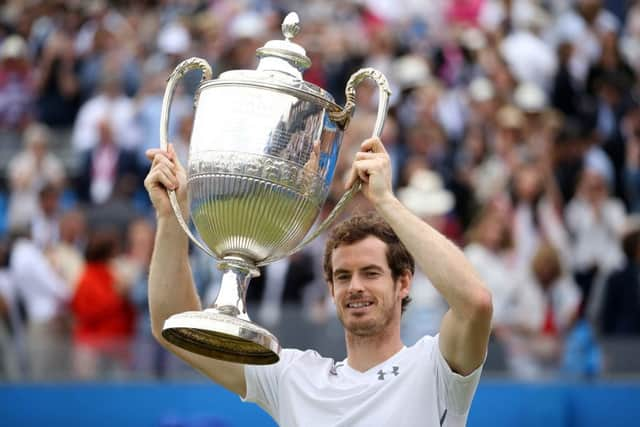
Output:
[160, 57, 216, 258]
[260, 68, 391, 265]
[336, 67, 392, 138]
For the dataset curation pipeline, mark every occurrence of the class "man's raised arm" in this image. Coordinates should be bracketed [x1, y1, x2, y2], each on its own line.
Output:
[145, 145, 247, 396]
[347, 138, 493, 376]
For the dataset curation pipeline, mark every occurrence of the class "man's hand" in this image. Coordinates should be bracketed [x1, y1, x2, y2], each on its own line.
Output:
[345, 137, 394, 206]
[144, 144, 188, 219]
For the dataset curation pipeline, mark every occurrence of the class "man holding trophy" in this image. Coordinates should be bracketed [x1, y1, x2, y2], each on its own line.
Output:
[144, 12, 492, 427]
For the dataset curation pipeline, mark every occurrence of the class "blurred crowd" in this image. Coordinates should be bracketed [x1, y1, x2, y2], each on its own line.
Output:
[1, 0, 640, 382]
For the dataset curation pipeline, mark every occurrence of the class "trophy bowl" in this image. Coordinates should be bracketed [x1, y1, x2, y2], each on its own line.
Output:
[159, 12, 390, 364]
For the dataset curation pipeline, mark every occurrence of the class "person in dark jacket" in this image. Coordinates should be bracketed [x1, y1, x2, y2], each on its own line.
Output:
[601, 218, 640, 335]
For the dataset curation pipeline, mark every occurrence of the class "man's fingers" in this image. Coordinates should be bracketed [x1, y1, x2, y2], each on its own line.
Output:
[146, 148, 169, 162]
[146, 146, 184, 171]
[357, 168, 369, 183]
[145, 167, 177, 191]
[345, 153, 388, 189]
[345, 167, 359, 189]
[152, 153, 176, 170]
[347, 158, 385, 187]
[360, 137, 387, 154]
[355, 151, 383, 161]
[159, 168, 179, 190]
[355, 157, 387, 174]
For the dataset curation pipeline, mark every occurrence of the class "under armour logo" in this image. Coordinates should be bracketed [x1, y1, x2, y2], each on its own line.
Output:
[377, 366, 400, 380]
[329, 363, 344, 376]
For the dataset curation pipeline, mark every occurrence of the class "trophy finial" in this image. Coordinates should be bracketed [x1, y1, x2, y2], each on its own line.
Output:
[282, 12, 301, 41]
[256, 11, 310, 75]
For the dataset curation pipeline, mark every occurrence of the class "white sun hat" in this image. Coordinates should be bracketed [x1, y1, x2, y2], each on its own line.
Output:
[0, 34, 27, 60]
[468, 77, 495, 103]
[514, 81, 548, 113]
[398, 169, 454, 218]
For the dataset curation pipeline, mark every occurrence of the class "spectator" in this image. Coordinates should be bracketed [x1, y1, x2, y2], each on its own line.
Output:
[0, 34, 34, 131]
[510, 160, 572, 272]
[30, 183, 63, 250]
[551, 41, 586, 119]
[46, 208, 87, 292]
[465, 77, 499, 129]
[7, 122, 65, 230]
[620, 2, 640, 74]
[565, 164, 626, 319]
[625, 110, 640, 212]
[552, 0, 619, 85]
[8, 227, 71, 380]
[553, 121, 590, 204]
[76, 9, 141, 99]
[71, 228, 136, 379]
[75, 118, 140, 205]
[499, 243, 581, 380]
[464, 202, 518, 328]
[465, 104, 525, 205]
[600, 216, 640, 335]
[500, 4, 557, 91]
[71, 70, 140, 153]
[34, 26, 81, 127]
[0, 239, 20, 380]
[124, 218, 167, 377]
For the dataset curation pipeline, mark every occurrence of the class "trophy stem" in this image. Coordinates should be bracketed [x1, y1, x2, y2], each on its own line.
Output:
[208, 257, 257, 320]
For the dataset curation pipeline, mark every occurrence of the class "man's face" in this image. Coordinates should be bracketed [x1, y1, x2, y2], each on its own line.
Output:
[329, 236, 409, 337]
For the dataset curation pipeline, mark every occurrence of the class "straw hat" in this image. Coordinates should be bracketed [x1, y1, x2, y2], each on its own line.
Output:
[496, 105, 525, 129]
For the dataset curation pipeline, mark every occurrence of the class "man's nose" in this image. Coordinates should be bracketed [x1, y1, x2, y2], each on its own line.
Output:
[348, 275, 365, 292]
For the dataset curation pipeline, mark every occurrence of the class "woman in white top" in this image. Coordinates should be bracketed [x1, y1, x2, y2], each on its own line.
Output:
[464, 201, 519, 328]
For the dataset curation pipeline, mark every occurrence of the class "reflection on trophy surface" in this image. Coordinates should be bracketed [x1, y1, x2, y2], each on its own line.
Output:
[159, 12, 391, 364]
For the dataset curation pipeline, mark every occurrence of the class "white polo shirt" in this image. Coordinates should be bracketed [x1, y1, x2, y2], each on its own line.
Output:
[243, 335, 482, 427]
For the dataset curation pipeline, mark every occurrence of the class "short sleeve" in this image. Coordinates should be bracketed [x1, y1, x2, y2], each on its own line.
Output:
[431, 334, 483, 417]
[242, 349, 305, 420]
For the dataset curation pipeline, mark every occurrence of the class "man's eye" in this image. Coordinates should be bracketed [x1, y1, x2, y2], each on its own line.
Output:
[366, 271, 380, 278]
[335, 275, 349, 282]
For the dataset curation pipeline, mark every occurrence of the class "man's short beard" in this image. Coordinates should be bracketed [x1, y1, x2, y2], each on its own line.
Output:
[339, 301, 396, 337]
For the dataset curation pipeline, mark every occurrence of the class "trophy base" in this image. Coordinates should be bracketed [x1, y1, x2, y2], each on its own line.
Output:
[162, 310, 281, 365]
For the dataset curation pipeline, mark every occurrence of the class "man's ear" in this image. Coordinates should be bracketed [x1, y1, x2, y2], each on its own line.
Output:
[398, 270, 412, 300]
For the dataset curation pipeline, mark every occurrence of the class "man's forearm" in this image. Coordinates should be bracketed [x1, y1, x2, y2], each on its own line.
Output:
[375, 195, 490, 318]
[148, 216, 201, 340]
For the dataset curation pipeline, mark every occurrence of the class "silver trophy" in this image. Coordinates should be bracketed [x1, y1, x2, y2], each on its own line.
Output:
[160, 12, 391, 364]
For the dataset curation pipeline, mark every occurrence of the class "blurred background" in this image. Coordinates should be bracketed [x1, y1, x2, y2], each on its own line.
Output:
[0, 0, 640, 426]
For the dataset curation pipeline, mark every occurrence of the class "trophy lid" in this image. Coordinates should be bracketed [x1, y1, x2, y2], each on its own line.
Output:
[255, 12, 311, 78]
[206, 12, 341, 112]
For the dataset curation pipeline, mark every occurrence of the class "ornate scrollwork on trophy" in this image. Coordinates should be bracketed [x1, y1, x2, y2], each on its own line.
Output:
[329, 67, 392, 130]
[167, 57, 213, 108]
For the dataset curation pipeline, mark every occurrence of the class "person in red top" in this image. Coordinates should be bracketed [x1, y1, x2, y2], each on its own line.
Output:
[71, 228, 135, 379]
